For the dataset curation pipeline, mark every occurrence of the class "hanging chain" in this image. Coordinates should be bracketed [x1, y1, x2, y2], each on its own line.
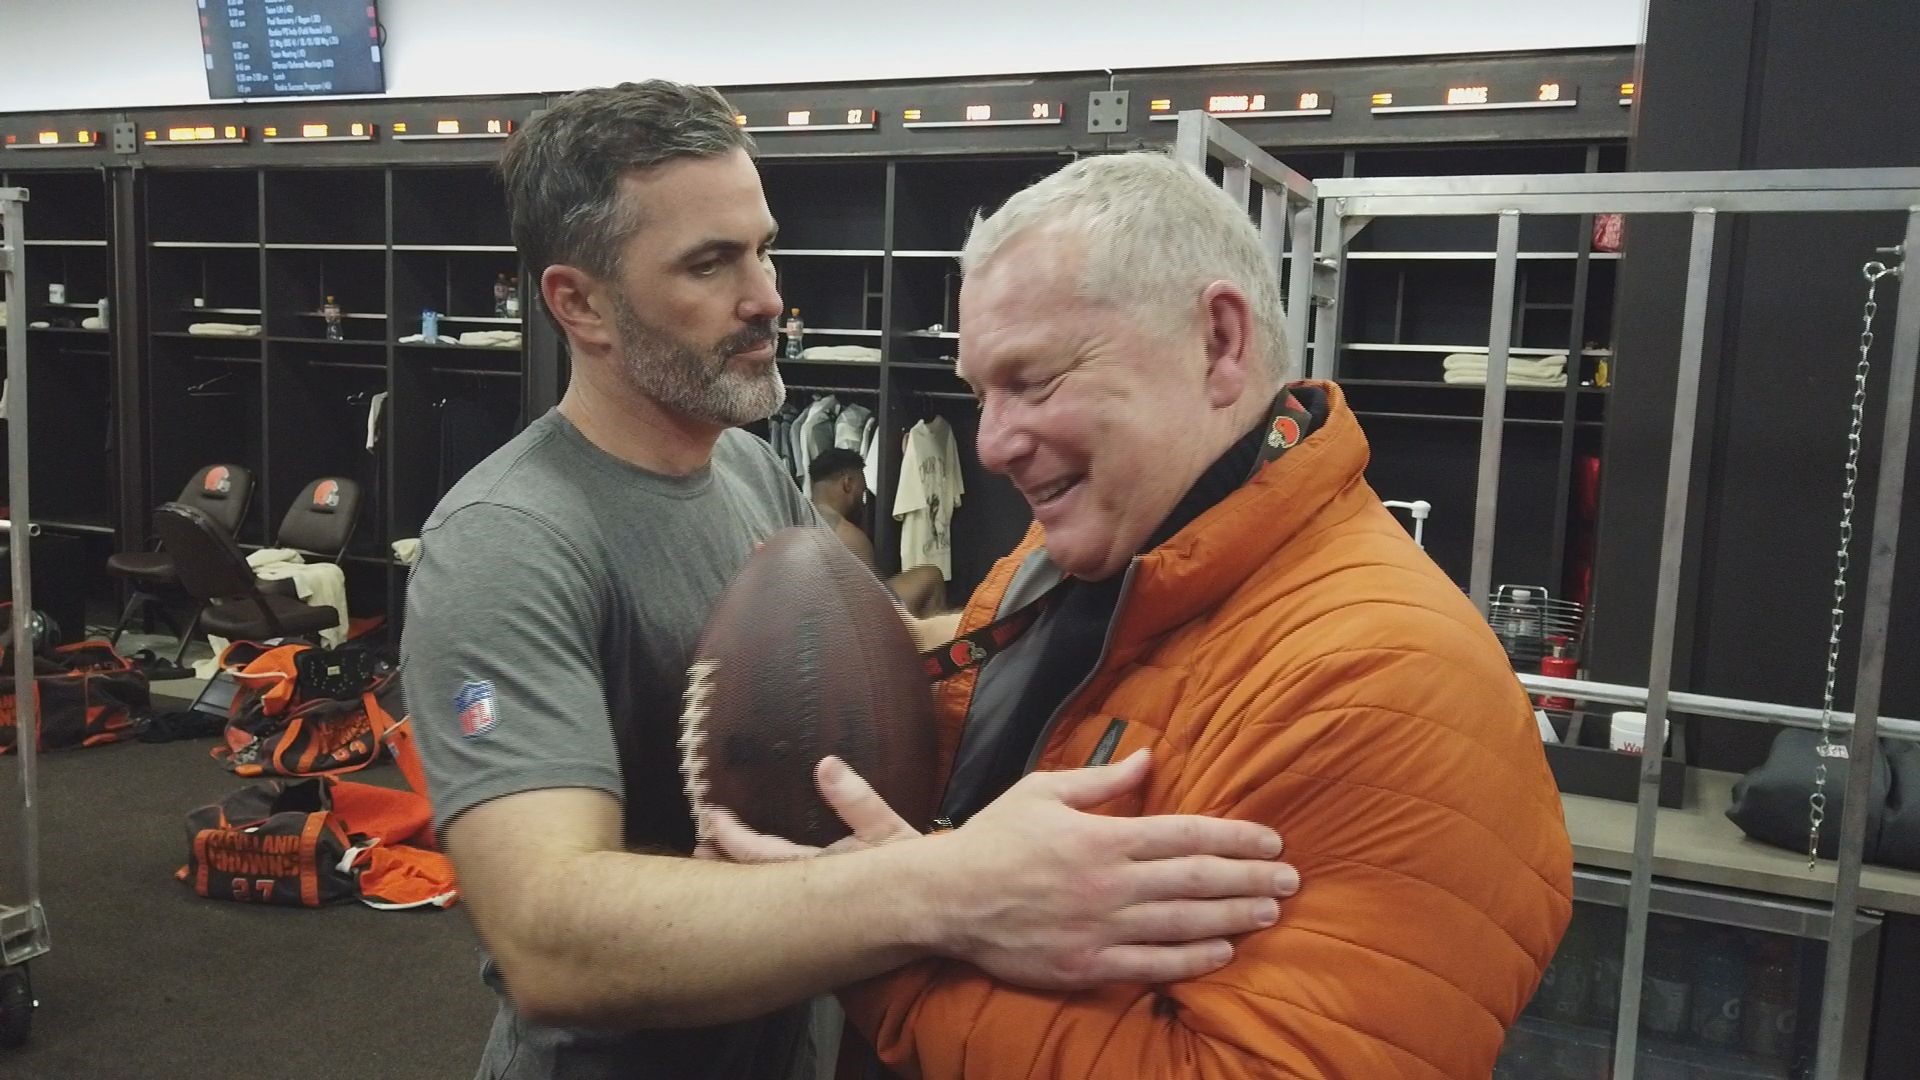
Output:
[1811, 249, 1905, 868]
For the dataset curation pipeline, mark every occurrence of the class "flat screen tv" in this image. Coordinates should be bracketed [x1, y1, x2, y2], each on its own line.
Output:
[200, 0, 386, 100]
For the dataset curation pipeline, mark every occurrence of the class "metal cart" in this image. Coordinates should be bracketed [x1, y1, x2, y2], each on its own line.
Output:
[0, 185, 49, 1049]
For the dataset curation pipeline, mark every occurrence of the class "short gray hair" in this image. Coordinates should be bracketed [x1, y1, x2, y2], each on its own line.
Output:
[962, 152, 1291, 379]
[500, 80, 755, 282]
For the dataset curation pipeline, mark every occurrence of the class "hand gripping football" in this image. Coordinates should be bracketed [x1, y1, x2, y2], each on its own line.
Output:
[680, 526, 939, 848]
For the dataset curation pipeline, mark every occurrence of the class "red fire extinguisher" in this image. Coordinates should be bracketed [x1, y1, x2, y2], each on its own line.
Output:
[1539, 635, 1578, 712]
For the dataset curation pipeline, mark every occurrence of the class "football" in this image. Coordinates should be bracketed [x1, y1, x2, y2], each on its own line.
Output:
[681, 526, 940, 848]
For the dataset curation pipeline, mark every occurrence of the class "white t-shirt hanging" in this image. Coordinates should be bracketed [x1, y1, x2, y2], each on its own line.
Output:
[892, 416, 964, 579]
[860, 416, 879, 493]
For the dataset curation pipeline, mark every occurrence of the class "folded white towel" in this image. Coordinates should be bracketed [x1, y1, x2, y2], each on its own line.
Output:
[1442, 352, 1567, 378]
[188, 322, 261, 336]
[1443, 369, 1569, 388]
[798, 345, 881, 363]
[457, 330, 522, 348]
[391, 537, 420, 566]
[80, 316, 105, 330]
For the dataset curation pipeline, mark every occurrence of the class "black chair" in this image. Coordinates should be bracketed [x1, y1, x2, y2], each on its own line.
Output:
[106, 464, 255, 663]
[273, 476, 362, 562]
[150, 502, 339, 645]
[253, 477, 363, 604]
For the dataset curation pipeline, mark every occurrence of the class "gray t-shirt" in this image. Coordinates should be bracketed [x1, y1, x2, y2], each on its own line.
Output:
[401, 408, 819, 1080]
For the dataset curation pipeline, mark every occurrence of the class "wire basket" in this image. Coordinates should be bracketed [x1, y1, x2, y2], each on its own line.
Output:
[1487, 584, 1585, 669]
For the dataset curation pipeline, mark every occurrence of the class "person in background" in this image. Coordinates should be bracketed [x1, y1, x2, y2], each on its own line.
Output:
[809, 446, 947, 617]
[400, 82, 1299, 1080]
[712, 151, 1574, 1079]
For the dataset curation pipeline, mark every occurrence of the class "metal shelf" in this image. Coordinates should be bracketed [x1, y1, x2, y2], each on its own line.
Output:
[151, 331, 262, 342]
[396, 341, 520, 352]
[899, 330, 960, 340]
[34, 520, 115, 535]
[296, 311, 387, 320]
[152, 241, 258, 249]
[181, 307, 261, 316]
[800, 328, 882, 338]
[1341, 342, 1613, 357]
[432, 315, 522, 325]
[1352, 409, 1604, 429]
[392, 244, 516, 253]
[1340, 377, 1606, 394]
[773, 249, 884, 257]
[23, 239, 106, 248]
[264, 243, 385, 251]
[1345, 250, 1623, 261]
[891, 250, 964, 259]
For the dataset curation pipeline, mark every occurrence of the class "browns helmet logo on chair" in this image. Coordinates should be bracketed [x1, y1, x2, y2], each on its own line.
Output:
[312, 479, 340, 510]
[204, 465, 232, 495]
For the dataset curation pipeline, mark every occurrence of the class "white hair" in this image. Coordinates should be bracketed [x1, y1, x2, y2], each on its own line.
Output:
[961, 151, 1291, 380]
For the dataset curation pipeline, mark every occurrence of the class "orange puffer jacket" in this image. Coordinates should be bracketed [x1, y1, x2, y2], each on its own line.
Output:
[844, 382, 1573, 1079]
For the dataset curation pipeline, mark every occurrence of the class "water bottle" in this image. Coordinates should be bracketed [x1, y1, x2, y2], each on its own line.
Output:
[1500, 588, 1543, 663]
[322, 295, 343, 341]
[1740, 937, 1797, 1059]
[504, 276, 521, 319]
[422, 309, 440, 344]
[783, 307, 804, 359]
[1640, 919, 1692, 1037]
[1689, 931, 1747, 1048]
[493, 273, 509, 317]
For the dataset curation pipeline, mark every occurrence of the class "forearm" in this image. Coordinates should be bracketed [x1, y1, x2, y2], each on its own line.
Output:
[907, 610, 962, 650]
[486, 840, 935, 1031]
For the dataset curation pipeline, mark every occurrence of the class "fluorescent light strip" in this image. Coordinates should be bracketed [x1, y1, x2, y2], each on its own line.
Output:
[1149, 108, 1332, 121]
[1370, 99, 1579, 115]
[391, 131, 511, 141]
[263, 133, 375, 143]
[740, 122, 876, 133]
[901, 117, 1064, 129]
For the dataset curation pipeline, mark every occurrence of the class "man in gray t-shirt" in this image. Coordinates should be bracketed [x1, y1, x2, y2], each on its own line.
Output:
[400, 79, 1295, 1080]
[405, 414, 819, 1078]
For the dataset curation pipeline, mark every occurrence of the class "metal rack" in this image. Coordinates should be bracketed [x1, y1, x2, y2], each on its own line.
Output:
[1175, 108, 1920, 1080]
[1170, 111, 1318, 371]
[1304, 159, 1920, 1080]
[0, 184, 48, 1049]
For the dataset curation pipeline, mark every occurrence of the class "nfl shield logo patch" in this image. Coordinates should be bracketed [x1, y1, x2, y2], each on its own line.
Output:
[456, 680, 499, 738]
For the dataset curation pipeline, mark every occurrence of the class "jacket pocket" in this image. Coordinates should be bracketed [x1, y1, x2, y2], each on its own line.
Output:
[1051, 714, 1167, 818]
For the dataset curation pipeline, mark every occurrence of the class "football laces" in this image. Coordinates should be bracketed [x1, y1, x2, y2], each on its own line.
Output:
[679, 658, 717, 842]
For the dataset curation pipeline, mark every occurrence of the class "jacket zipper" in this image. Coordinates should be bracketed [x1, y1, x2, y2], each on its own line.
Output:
[1021, 559, 1140, 775]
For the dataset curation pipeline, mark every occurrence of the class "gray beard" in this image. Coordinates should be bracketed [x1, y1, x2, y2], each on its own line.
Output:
[609, 296, 783, 428]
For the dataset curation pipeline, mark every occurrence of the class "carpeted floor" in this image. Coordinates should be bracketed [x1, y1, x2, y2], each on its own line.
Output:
[0, 715, 497, 1078]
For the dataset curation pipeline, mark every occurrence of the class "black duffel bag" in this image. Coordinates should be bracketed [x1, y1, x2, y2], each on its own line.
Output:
[1727, 728, 1920, 870]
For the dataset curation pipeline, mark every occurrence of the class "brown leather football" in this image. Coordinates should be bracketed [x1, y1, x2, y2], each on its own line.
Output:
[681, 526, 939, 848]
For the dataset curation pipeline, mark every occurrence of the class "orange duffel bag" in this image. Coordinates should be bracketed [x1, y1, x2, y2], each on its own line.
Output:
[0, 638, 149, 754]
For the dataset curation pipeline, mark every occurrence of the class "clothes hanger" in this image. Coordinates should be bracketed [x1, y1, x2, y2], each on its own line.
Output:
[186, 372, 238, 397]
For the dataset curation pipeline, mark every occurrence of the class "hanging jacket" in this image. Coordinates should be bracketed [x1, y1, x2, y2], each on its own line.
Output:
[842, 381, 1573, 1079]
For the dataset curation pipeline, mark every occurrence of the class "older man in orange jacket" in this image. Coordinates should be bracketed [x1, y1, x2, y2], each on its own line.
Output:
[714, 151, 1573, 1079]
